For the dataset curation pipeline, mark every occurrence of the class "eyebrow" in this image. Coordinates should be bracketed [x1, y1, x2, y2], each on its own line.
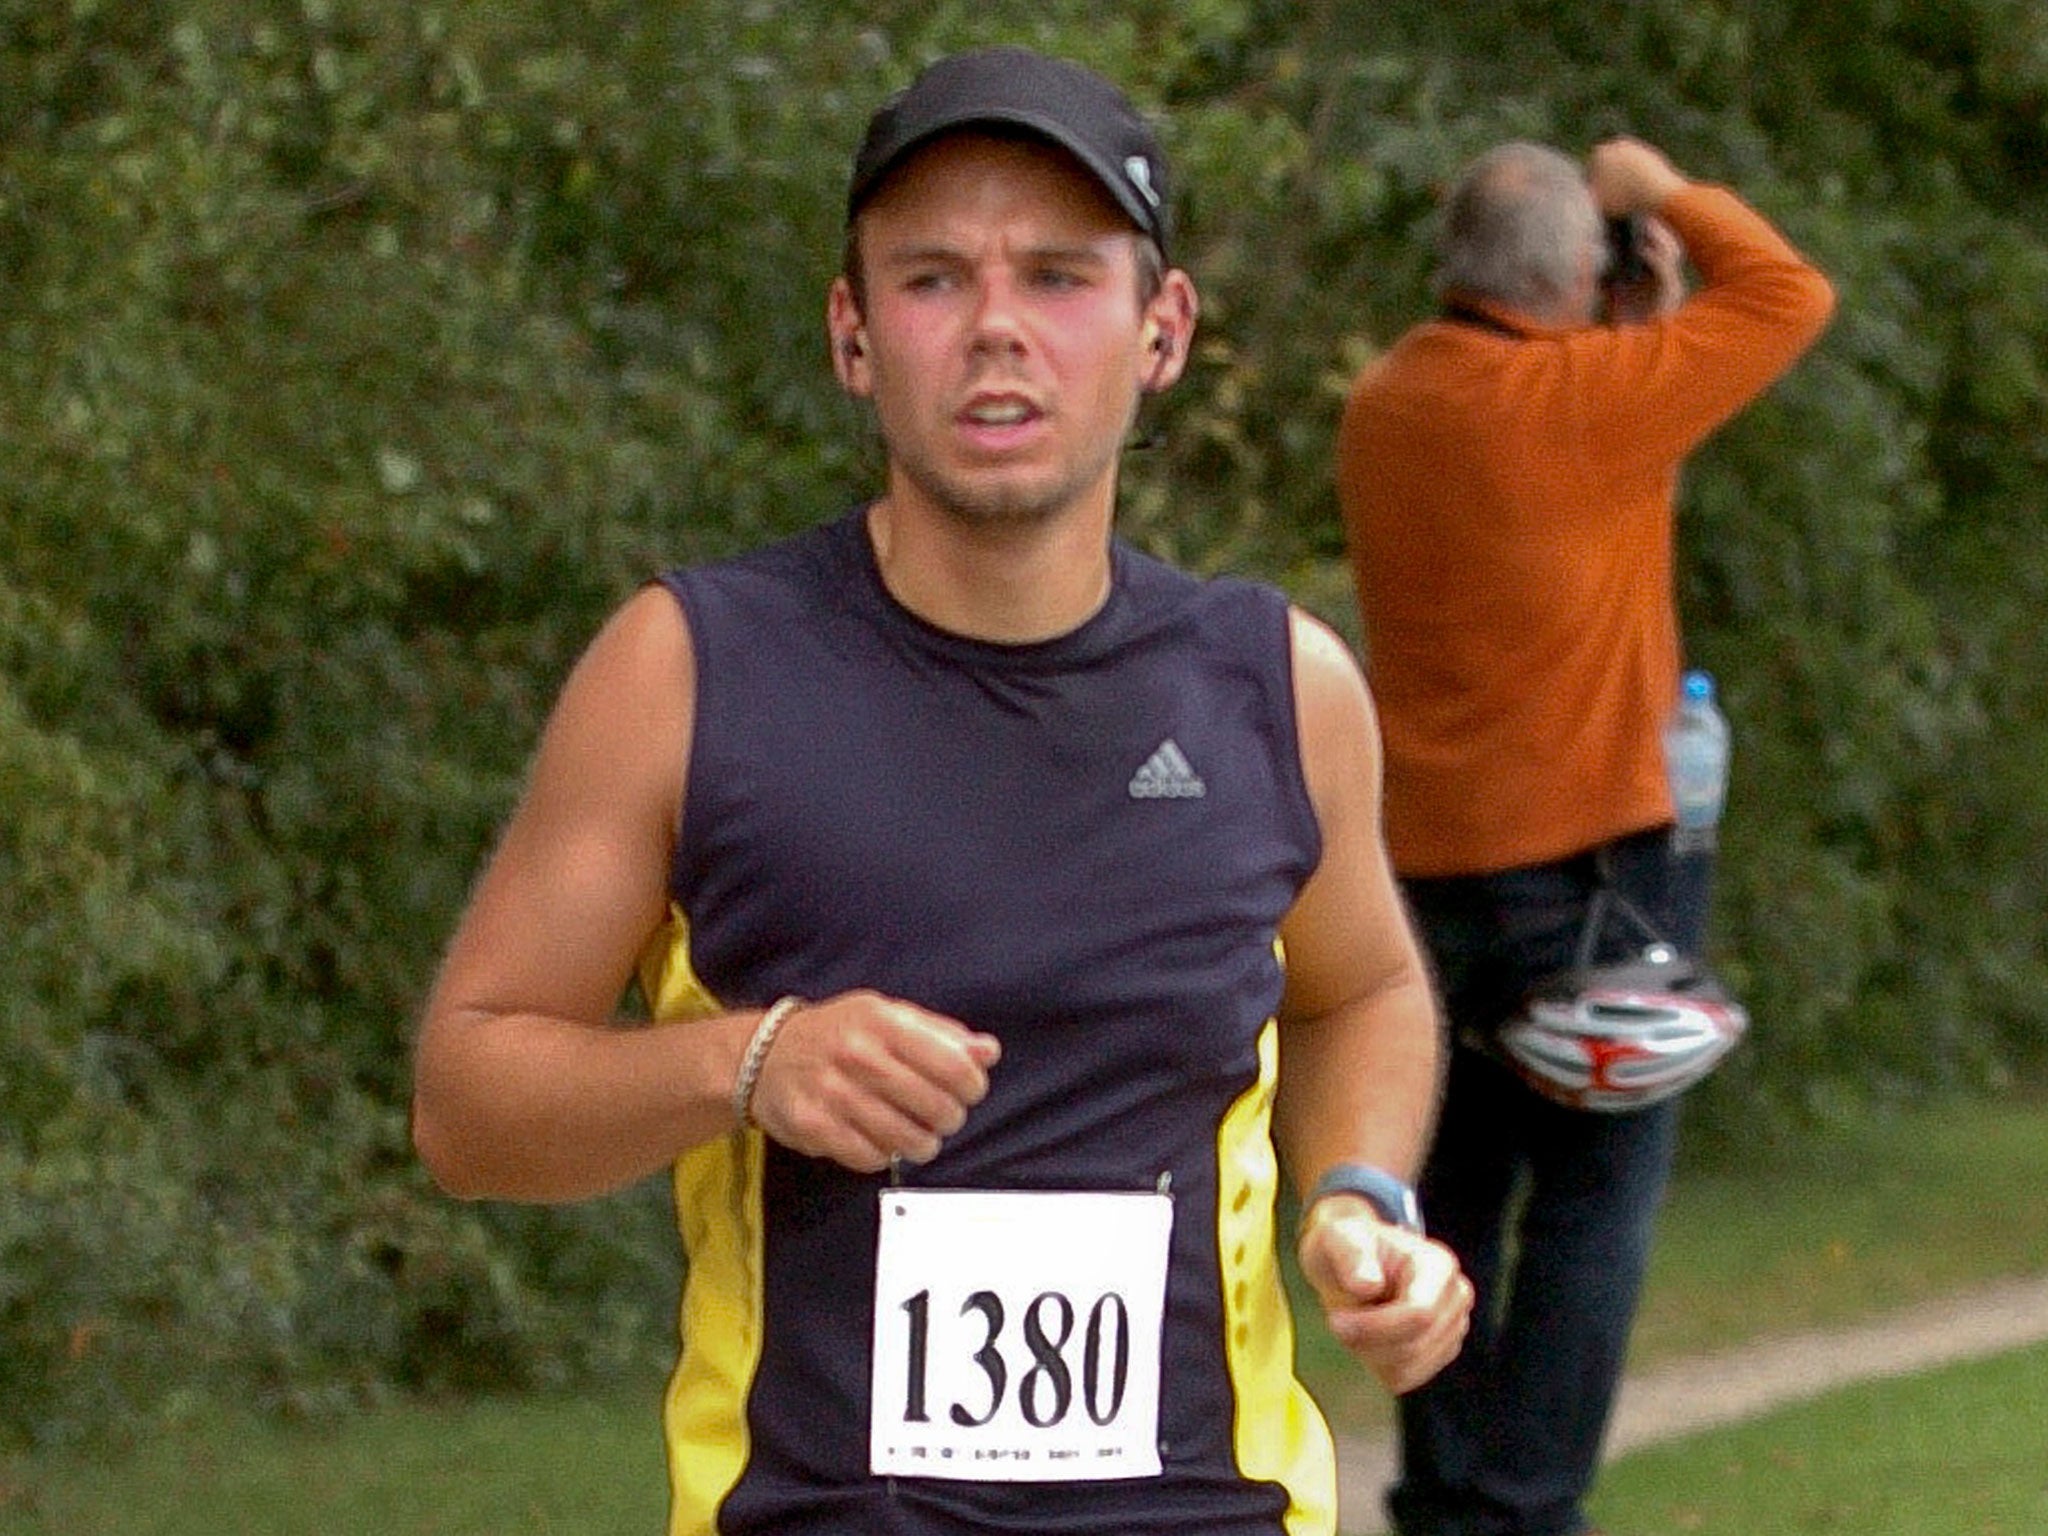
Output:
[872, 237, 1121, 273]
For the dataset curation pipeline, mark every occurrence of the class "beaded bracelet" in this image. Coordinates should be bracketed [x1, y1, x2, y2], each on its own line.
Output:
[732, 996, 804, 1127]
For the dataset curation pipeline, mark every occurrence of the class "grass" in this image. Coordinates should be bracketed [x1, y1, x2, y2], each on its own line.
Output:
[1295, 1092, 2048, 1434]
[0, 1392, 671, 1536]
[1588, 1341, 2048, 1536]
[1625, 1094, 2048, 1362]
[4, 1094, 2046, 1534]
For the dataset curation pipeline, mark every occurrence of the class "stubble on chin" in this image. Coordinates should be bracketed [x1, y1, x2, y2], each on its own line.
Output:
[891, 443, 1124, 534]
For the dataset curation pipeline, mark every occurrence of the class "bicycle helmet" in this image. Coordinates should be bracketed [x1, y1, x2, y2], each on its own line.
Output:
[1497, 944, 1749, 1112]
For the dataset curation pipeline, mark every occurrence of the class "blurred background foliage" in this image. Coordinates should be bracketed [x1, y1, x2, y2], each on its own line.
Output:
[2, 0, 2043, 1450]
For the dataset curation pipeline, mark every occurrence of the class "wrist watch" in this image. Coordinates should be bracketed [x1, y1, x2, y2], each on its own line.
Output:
[1305, 1162, 1425, 1236]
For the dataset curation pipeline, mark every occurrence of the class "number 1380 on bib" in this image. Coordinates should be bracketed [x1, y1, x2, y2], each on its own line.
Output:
[869, 1188, 1173, 1482]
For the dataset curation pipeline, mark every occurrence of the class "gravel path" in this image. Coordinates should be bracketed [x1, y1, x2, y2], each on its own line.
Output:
[1334, 1269, 2048, 1534]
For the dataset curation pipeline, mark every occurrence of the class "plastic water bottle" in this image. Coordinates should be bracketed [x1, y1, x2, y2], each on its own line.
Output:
[1664, 669, 1730, 854]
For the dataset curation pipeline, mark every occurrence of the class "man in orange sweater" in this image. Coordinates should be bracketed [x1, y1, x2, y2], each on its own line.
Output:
[1336, 138, 1833, 1536]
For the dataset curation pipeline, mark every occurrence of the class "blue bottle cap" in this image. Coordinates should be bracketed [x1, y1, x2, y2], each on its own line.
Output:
[1683, 669, 1715, 703]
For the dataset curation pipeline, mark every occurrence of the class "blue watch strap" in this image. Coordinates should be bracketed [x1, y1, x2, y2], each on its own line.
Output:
[1305, 1162, 1425, 1235]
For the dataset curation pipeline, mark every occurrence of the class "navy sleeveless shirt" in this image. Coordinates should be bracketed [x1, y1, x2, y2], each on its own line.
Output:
[643, 507, 1337, 1535]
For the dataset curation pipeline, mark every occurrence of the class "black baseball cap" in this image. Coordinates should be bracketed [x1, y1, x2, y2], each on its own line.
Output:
[847, 47, 1172, 257]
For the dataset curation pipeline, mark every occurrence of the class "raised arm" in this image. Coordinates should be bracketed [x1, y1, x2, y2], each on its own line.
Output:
[1581, 137, 1837, 460]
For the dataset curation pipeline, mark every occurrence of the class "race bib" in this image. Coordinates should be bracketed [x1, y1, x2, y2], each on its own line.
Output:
[869, 1188, 1173, 1482]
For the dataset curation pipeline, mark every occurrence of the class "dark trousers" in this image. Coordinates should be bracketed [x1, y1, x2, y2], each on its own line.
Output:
[1387, 829, 1712, 1536]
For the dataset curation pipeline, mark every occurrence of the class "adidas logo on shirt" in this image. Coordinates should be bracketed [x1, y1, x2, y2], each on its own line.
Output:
[1129, 739, 1206, 800]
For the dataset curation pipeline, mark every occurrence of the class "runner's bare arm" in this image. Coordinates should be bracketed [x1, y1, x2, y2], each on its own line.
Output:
[1274, 610, 1440, 1186]
[1274, 609, 1472, 1393]
[411, 585, 996, 1202]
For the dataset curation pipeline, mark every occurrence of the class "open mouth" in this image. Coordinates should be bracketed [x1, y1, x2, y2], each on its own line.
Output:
[962, 397, 1038, 428]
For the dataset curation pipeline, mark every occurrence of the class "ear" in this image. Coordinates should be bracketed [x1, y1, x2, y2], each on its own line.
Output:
[827, 277, 872, 396]
[1138, 269, 1200, 394]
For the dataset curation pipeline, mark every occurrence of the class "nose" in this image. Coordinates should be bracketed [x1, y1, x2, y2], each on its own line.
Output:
[966, 269, 1028, 358]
